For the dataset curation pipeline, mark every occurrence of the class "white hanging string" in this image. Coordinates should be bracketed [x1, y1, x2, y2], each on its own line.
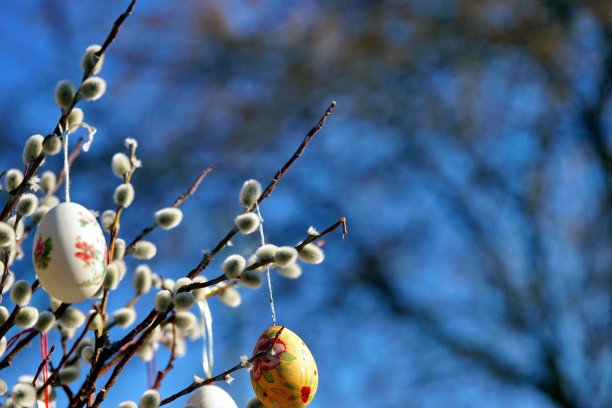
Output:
[255, 205, 277, 325]
[63, 132, 71, 203]
[198, 298, 214, 379]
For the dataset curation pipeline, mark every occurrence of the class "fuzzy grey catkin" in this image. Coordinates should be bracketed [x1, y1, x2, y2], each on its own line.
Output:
[173, 292, 195, 310]
[0, 307, 9, 326]
[113, 238, 126, 261]
[114, 183, 135, 207]
[40, 171, 57, 194]
[298, 243, 325, 264]
[240, 270, 264, 289]
[154, 207, 183, 230]
[136, 343, 154, 362]
[59, 366, 79, 384]
[278, 264, 302, 279]
[173, 277, 192, 292]
[246, 398, 265, 408]
[0, 337, 6, 358]
[103, 263, 120, 290]
[129, 241, 157, 260]
[22, 134, 44, 164]
[174, 311, 196, 330]
[100, 210, 117, 231]
[80, 346, 94, 363]
[4, 169, 23, 191]
[274, 246, 298, 267]
[218, 286, 241, 308]
[66, 108, 84, 131]
[16, 194, 38, 216]
[10, 280, 32, 306]
[139, 389, 160, 408]
[0, 378, 6, 396]
[0, 223, 15, 248]
[239, 179, 262, 208]
[54, 80, 75, 109]
[118, 402, 138, 408]
[235, 213, 260, 234]
[222, 254, 246, 278]
[35, 311, 56, 334]
[191, 276, 208, 301]
[155, 290, 173, 312]
[42, 134, 62, 155]
[134, 265, 152, 294]
[11, 383, 36, 407]
[59, 307, 85, 329]
[112, 153, 131, 178]
[255, 244, 277, 261]
[81, 44, 105, 74]
[113, 308, 136, 328]
[32, 206, 49, 224]
[15, 307, 38, 328]
[7, 216, 24, 240]
[87, 311, 103, 332]
[78, 77, 107, 101]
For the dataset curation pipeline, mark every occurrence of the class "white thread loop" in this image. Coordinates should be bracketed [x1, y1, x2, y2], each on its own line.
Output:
[63, 132, 71, 203]
[198, 299, 214, 379]
[256, 205, 277, 325]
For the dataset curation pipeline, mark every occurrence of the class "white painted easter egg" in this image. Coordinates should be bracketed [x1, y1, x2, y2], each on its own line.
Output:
[187, 384, 238, 408]
[32, 202, 107, 303]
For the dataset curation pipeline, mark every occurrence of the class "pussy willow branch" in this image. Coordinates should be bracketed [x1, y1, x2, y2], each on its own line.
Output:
[0, 303, 69, 369]
[183, 217, 347, 292]
[126, 165, 214, 252]
[0, 0, 137, 222]
[0, 280, 40, 340]
[73, 103, 336, 406]
[32, 345, 55, 386]
[159, 327, 285, 406]
[37, 312, 96, 395]
[186, 101, 336, 280]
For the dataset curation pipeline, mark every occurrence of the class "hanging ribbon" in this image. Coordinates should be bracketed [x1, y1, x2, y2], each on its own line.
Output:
[255, 205, 277, 325]
[198, 298, 214, 379]
[40, 333, 49, 408]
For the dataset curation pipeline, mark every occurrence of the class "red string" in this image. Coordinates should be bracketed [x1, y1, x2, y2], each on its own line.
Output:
[6, 328, 33, 349]
[40, 333, 49, 408]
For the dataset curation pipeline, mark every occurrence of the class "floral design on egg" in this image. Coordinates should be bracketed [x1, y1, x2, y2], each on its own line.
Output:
[34, 236, 53, 269]
[77, 210, 96, 227]
[75, 236, 98, 265]
[252, 335, 287, 382]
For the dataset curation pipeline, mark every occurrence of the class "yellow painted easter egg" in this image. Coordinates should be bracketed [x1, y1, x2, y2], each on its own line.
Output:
[33, 202, 107, 303]
[250, 326, 318, 408]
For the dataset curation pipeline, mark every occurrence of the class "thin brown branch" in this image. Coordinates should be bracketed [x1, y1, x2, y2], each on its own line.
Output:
[93, 0, 137, 63]
[252, 101, 336, 210]
[126, 165, 214, 251]
[38, 313, 96, 395]
[160, 326, 285, 406]
[151, 320, 177, 390]
[32, 345, 55, 386]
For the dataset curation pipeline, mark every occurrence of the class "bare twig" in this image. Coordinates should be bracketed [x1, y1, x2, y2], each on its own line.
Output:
[152, 320, 177, 390]
[159, 326, 285, 405]
[32, 345, 55, 386]
[126, 165, 214, 251]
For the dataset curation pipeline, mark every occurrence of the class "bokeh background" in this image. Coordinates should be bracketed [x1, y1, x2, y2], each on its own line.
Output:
[1, 0, 611, 407]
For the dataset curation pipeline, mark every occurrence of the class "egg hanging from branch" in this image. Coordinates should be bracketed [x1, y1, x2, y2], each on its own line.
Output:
[187, 384, 238, 408]
[33, 202, 107, 303]
[250, 326, 318, 408]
